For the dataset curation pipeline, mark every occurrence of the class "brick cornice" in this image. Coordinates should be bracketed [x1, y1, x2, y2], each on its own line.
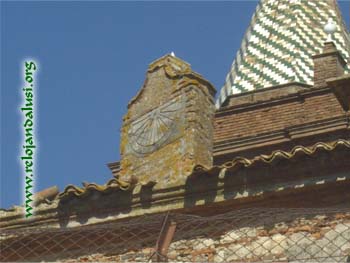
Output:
[312, 50, 347, 68]
[214, 115, 349, 156]
[327, 74, 350, 111]
[215, 87, 331, 117]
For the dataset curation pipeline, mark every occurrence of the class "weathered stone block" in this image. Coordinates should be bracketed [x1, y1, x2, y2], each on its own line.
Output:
[192, 238, 215, 250]
[119, 54, 216, 188]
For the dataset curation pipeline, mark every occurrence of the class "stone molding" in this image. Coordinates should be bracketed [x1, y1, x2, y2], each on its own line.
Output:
[1, 139, 349, 230]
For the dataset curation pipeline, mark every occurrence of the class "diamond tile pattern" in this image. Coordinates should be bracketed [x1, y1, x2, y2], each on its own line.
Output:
[216, 0, 350, 108]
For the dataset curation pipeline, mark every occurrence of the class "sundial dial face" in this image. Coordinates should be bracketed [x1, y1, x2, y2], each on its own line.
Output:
[127, 98, 184, 156]
[119, 54, 215, 186]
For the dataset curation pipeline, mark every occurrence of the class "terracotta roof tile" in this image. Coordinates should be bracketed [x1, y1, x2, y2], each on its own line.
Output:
[58, 139, 350, 201]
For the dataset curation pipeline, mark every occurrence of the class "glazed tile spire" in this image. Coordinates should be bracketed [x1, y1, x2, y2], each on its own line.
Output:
[216, 0, 350, 108]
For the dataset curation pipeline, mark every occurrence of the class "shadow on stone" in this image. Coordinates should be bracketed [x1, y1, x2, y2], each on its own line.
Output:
[57, 189, 133, 227]
[184, 171, 219, 208]
[140, 184, 155, 209]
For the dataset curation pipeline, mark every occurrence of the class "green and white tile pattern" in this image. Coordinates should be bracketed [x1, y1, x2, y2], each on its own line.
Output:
[217, 0, 350, 108]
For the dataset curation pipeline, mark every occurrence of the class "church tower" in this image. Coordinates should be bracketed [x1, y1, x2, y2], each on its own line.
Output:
[217, 0, 350, 107]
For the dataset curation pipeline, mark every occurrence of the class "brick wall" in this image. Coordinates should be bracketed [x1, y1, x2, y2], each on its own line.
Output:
[313, 42, 347, 88]
[58, 211, 350, 262]
[214, 88, 345, 147]
[214, 41, 348, 160]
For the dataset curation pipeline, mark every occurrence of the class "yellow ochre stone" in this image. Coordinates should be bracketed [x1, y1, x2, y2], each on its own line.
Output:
[119, 54, 216, 189]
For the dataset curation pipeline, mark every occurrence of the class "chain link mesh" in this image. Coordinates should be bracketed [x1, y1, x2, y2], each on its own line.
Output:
[1, 208, 349, 262]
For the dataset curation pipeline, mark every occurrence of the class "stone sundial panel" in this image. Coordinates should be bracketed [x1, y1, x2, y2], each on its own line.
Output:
[119, 54, 216, 187]
[126, 97, 185, 156]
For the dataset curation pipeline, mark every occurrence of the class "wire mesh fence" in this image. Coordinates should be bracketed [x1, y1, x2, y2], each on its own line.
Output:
[1, 208, 349, 262]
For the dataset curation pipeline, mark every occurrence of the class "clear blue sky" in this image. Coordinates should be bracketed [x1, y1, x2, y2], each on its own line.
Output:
[1, 1, 349, 209]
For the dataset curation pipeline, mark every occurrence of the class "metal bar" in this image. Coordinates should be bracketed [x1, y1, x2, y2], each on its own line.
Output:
[150, 212, 177, 262]
[160, 221, 177, 256]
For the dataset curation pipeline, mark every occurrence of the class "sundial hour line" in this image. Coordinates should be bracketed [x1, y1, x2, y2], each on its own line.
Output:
[151, 117, 159, 144]
[129, 113, 151, 125]
[148, 119, 155, 145]
[130, 117, 152, 137]
[159, 112, 175, 122]
[155, 117, 163, 142]
[160, 108, 181, 113]
[129, 115, 151, 133]
[158, 115, 171, 130]
[128, 99, 179, 125]
[134, 119, 153, 142]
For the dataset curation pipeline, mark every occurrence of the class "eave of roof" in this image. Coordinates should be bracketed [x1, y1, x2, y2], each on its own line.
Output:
[57, 139, 350, 201]
[1, 139, 349, 230]
[58, 178, 131, 201]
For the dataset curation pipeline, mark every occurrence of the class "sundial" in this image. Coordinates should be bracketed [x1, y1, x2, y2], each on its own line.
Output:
[119, 54, 215, 186]
[127, 98, 184, 156]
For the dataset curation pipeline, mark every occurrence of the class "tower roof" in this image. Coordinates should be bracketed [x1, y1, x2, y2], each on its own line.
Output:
[217, 0, 350, 108]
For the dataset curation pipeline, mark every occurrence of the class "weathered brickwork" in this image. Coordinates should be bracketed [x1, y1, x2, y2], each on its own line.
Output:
[224, 83, 311, 108]
[214, 89, 346, 146]
[313, 42, 347, 88]
[2, 10, 350, 263]
[328, 74, 350, 111]
[59, 212, 350, 262]
[119, 55, 216, 188]
[213, 42, 349, 160]
[214, 41, 349, 159]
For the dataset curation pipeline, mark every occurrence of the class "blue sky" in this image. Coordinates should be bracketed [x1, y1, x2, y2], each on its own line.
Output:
[1, 1, 349, 209]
